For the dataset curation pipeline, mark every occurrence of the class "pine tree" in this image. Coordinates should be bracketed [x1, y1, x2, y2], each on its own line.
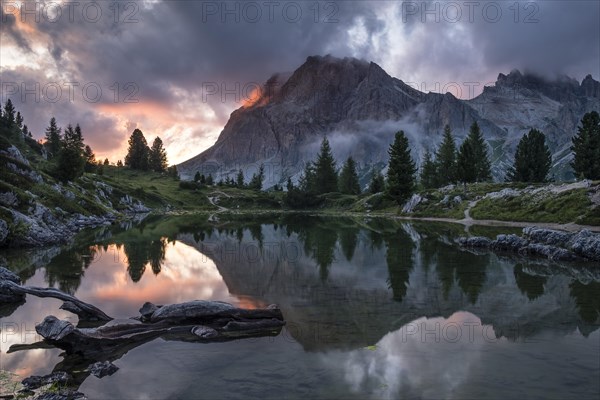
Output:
[3, 99, 15, 127]
[435, 125, 457, 185]
[456, 140, 477, 188]
[386, 131, 417, 205]
[286, 177, 294, 191]
[117, 160, 123, 167]
[420, 150, 438, 189]
[15, 111, 23, 129]
[571, 111, 600, 180]
[236, 169, 245, 187]
[338, 157, 361, 195]
[22, 125, 31, 137]
[83, 145, 96, 173]
[368, 169, 385, 194]
[314, 137, 338, 194]
[125, 129, 150, 170]
[194, 171, 202, 182]
[206, 174, 214, 185]
[299, 162, 317, 193]
[104, 158, 110, 166]
[466, 121, 492, 181]
[44, 117, 62, 157]
[249, 164, 265, 190]
[507, 129, 552, 182]
[148, 137, 168, 172]
[55, 124, 85, 182]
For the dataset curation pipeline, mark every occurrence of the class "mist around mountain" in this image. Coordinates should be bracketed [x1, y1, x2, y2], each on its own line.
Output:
[178, 55, 600, 186]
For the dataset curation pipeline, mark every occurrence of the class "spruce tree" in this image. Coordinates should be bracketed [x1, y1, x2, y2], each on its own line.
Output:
[22, 125, 31, 137]
[299, 162, 317, 193]
[369, 169, 385, 194]
[15, 112, 23, 129]
[420, 150, 438, 189]
[104, 158, 110, 166]
[466, 121, 492, 181]
[84, 145, 96, 173]
[206, 174, 214, 185]
[3, 99, 15, 127]
[44, 117, 62, 157]
[386, 131, 417, 205]
[338, 157, 361, 195]
[456, 140, 477, 188]
[507, 129, 552, 182]
[194, 171, 201, 182]
[249, 164, 265, 190]
[236, 169, 245, 187]
[56, 124, 85, 182]
[314, 137, 338, 194]
[125, 129, 150, 170]
[571, 111, 600, 180]
[435, 125, 457, 185]
[148, 137, 168, 172]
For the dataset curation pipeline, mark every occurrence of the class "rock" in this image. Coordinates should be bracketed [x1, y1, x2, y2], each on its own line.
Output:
[520, 243, 579, 261]
[150, 300, 236, 323]
[0, 219, 8, 244]
[0, 191, 19, 207]
[458, 236, 492, 248]
[452, 195, 462, 204]
[34, 391, 87, 400]
[459, 226, 600, 263]
[88, 361, 119, 378]
[191, 326, 219, 339]
[402, 194, 422, 214]
[35, 316, 75, 341]
[484, 188, 521, 200]
[492, 234, 529, 252]
[568, 229, 600, 261]
[522, 227, 572, 247]
[21, 371, 72, 391]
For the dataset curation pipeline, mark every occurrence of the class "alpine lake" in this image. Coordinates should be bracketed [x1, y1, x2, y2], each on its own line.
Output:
[1, 213, 598, 399]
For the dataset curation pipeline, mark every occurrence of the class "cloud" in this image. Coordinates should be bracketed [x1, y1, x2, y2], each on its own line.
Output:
[1, 0, 598, 163]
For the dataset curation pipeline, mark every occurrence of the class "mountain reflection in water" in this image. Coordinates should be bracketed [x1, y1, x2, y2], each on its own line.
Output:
[0, 215, 598, 399]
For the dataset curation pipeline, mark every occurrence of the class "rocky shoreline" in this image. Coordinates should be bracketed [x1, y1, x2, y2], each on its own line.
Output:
[459, 227, 600, 262]
[0, 144, 152, 249]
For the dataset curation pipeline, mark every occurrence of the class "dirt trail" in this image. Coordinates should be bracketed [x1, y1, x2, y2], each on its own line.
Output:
[207, 191, 230, 220]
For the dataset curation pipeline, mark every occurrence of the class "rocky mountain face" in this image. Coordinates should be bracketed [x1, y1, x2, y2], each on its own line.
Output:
[178, 55, 600, 184]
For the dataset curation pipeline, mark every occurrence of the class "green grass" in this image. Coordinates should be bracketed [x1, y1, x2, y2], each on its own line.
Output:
[99, 167, 213, 211]
[471, 189, 597, 224]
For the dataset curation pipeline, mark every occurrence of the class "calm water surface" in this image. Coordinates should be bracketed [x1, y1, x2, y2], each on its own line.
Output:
[0, 214, 598, 399]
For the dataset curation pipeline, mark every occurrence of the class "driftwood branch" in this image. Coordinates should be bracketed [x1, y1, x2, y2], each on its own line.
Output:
[0, 280, 112, 322]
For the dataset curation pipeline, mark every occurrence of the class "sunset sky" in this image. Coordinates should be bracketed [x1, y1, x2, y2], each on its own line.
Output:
[1, 0, 598, 164]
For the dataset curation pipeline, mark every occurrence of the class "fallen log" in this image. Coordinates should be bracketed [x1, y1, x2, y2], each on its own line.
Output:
[35, 299, 285, 358]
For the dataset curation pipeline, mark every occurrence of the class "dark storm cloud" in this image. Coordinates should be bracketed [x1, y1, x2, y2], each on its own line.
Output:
[1, 0, 598, 160]
[471, 0, 600, 78]
[389, 0, 599, 82]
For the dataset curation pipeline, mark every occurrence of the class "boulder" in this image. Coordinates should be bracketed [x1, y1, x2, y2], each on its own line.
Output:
[88, 361, 119, 378]
[458, 236, 492, 248]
